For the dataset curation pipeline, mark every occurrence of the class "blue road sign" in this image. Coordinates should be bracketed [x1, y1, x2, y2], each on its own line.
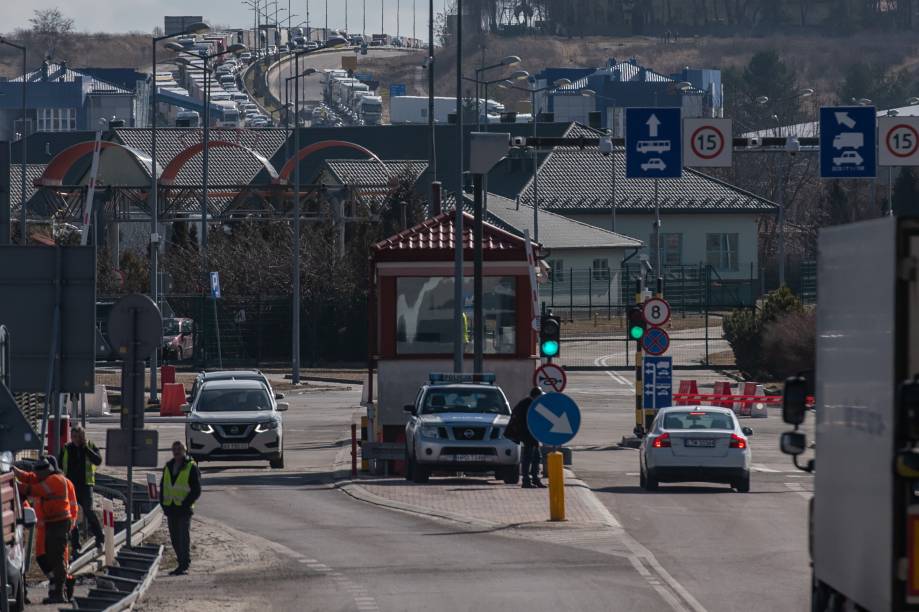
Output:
[642, 327, 670, 356]
[389, 83, 406, 98]
[643, 356, 673, 410]
[527, 392, 581, 446]
[626, 107, 682, 179]
[210, 271, 221, 299]
[820, 106, 877, 179]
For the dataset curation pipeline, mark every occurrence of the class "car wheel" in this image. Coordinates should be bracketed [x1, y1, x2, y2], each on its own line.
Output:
[411, 463, 430, 484]
[645, 470, 659, 491]
[734, 472, 751, 493]
[269, 452, 284, 469]
[404, 448, 415, 481]
[498, 466, 519, 485]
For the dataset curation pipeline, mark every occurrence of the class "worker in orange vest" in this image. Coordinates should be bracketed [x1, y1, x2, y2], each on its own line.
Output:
[15, 458, 77, 604]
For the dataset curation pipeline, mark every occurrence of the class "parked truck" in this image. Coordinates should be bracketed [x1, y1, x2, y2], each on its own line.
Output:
[780, 215, 919, 611]
[353, 93, 383, 125]
[389, 96, 458, 124]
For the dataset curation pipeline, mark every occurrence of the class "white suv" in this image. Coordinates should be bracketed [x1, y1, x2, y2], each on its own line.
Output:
[184, 380, 288, 468]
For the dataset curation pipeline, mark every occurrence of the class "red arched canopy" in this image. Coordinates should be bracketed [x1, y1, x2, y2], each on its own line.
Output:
[159, 140, 279, 186]
[36, 141, 157, 187]
[275, 140, 388, 185]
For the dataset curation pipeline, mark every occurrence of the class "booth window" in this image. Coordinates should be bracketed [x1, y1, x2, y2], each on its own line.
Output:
[396, 276, 517, 355]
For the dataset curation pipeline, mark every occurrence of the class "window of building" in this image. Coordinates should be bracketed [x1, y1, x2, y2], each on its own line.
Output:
[648, 233, 683, 268]
[395, 276, 517, 355]
[592, 258, 610, 281]
[706, 233, 739, 271]
[548, 259, 565, 283]
[37, 108, 76, 132]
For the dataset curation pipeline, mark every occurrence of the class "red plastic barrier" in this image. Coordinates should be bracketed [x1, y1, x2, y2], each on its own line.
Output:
[712, 382, 735, 408]
[676, 380, 698, 405]
[738, 382, 758, 416]
[161, 365, 176, 387]
[46, 415, 70, 455]
[672, 393, 816, 408]
[160, 383, 186, 417]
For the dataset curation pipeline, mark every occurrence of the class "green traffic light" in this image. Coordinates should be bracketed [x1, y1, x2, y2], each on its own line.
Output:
[629, 325, 644, 340]
[541, 340, 559, 357]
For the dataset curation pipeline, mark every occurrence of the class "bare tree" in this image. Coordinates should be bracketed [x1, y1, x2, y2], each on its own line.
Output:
[28, 7, 74, 58]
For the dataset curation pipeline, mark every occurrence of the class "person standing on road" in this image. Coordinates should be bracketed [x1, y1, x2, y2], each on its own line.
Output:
[14, 458, 76, 604]
[60, 425, 104, 555]
[506, 387, 545, 489]
[160, 440, 202, 576]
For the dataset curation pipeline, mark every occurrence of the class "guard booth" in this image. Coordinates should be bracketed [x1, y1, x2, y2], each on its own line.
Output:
[367, 210, 540, 455]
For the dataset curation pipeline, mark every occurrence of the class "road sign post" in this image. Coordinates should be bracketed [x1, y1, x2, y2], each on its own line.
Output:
[533, 363, 567, 393]
[209, 272, 223, 368]
[642, 297, 671, 327]
[527, 392, 581, 447]
[820, 106, 877, 179]
[642, 327, 670, 356]
[683, 118, 733, 167]
[626, 107, 682, 179]
[879, 116, 919, 167]
[643, 356, 673, 412]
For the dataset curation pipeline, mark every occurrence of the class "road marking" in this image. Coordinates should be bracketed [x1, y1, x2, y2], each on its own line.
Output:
[784, 482, 813, 500]
[594, 355, 635, 388]
[752, 464, 781, 473]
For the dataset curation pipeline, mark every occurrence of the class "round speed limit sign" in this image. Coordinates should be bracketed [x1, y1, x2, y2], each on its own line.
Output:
[683, 118, 733, 168]
[880, 117, 919, 166]
[642, 297, 671, 327]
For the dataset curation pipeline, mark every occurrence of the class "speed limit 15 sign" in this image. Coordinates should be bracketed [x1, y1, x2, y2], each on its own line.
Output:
[683, 118, 733, 168]
[879, 116, 919, 167]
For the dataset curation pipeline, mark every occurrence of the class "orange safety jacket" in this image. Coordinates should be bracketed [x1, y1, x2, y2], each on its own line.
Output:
[19, 472, 74, 524]
[32, 479, 76, 558]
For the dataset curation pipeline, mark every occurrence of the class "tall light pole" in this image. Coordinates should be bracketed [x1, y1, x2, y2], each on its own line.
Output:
[428, 0, 435, 186]
[453, 0, 464, 372]
[0, 38, 26, 245]
[150, 21, 209, 401]
[472, 55, 520, 130]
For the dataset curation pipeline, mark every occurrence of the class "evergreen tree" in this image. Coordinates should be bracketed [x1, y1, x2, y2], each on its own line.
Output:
[892, 166, 919, 216]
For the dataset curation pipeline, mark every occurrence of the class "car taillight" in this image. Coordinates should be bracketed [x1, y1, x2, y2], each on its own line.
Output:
[730, 434, 747, 449]
[652, 432, 671, 448]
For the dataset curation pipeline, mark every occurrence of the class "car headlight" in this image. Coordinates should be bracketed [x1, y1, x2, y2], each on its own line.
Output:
[420, 425, 442, 439]
[255, 420, 280, 433]
[190, 423, 214, 433]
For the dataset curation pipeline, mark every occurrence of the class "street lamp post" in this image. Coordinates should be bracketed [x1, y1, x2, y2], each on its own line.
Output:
[472, 55, 519, 131]
[453, 0, 463, 373]
[0, 38, 26, 245]
[150, 22, 209, 402]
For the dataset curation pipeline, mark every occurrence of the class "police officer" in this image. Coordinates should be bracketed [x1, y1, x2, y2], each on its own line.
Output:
[160, 440, 201, 576]
[60, 425, 104, 554]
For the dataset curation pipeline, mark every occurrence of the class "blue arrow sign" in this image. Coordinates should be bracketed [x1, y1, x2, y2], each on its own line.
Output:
[209, 271, 221, 299]
[820, 106, 876, 179]
[626, 107, 682, 178]
[643, 356, 673, 410]
[527, 392, 581, 446]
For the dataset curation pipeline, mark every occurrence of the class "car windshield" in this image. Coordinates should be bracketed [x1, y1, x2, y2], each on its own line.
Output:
[421, 388, 509, 415]
[196, 388, 272, 412]
[662, 411, 734, 430]
[163, 319, 180, 335]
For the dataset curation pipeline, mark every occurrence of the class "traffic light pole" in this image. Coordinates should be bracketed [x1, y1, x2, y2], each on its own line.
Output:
[473, 174, 484, 374]
[633, 278, 644, 436]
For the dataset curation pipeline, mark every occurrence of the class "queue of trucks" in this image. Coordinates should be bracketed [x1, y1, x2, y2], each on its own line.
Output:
[321, 69, 383, 126]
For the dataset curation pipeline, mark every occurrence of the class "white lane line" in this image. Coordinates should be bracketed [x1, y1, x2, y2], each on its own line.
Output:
[752, 465, 781, 473]
[594, 354, 635, 389]
[784, 482, 813, 500]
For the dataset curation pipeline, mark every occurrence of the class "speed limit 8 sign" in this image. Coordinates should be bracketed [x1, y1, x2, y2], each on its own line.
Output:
[642, 297, 671, 327]
[683, 118, 733, 168]
[879, 116, 919, 166]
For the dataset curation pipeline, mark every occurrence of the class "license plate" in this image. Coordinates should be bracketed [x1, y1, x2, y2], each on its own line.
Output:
[684, 439, 716, 448]
[221, 443, 249, 450]
[453, 454, 487, 462]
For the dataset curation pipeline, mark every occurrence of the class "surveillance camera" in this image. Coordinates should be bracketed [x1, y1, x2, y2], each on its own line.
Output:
[598, 136, 613, 156]
[785, 136, 801, 155]
[511, 136, 526, 147]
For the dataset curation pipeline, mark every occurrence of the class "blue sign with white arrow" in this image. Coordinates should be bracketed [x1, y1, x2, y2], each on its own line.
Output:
[820, 106, 876, 179]
[626, 107, 682, 179]
[643, 356, 673, 410]
[210, 271, 221, 299]
[527, 392, 581, 446]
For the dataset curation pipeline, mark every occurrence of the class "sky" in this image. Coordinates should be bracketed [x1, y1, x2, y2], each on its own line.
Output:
[6, 0, 445, 41]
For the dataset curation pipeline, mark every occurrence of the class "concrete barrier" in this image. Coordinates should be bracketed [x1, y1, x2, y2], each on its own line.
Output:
[85, 384, 110, 416]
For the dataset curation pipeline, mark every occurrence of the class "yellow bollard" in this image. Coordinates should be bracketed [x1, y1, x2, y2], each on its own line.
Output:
[547, 451, 565, 521]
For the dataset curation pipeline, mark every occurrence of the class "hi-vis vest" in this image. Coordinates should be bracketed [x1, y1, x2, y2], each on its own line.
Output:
[162, 460, 195, 508]
[29, 473, 72, 524]
[61, 442, 98, 486]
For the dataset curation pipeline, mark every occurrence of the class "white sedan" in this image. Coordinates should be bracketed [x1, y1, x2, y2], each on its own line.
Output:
[639, 405, 753, 492]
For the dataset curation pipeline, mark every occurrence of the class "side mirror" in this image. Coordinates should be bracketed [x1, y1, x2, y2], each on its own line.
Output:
[783, 376, 809, 426]
[275, 392, 285, 400]
[403, 404, 416, 415]
[181, 403, 191, 414]
[20, 506, 36, 527]
[276, 402, 289, 412]
[780, 431, 807, 456]
[741, 426, 753, 437]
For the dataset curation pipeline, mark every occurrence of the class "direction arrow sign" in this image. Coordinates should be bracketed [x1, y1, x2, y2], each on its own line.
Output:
[626, 107, 682, 179]
[642, 327, 670, 356]
[879, 116, 919, 167]
[683, 118, 732, 168]
[820, 106, 877, 179]
[527, 392, 581, 446]
[533, 363, 567, 393]
[642, 356, 673, 410]
[210, 271, 221, 299]
[642, 297, 671, 327]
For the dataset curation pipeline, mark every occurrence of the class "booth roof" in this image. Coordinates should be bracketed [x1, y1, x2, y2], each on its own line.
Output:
[372, 209, 532, 263]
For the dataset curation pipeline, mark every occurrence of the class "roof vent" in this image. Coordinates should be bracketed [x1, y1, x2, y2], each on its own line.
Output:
[40, 60, 49, 81]
[628, 57, 638, 66]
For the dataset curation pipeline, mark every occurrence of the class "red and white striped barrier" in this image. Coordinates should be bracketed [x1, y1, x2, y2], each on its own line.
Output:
[102, 497, 115, 567]
[146, 472, 158, 501]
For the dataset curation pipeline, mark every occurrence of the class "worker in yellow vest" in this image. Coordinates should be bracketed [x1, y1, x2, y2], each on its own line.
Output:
[160, 440, 202, 576]
[60, 425, 104, 555]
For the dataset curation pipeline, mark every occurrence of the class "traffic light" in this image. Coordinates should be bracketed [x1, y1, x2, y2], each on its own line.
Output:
[539, 315, 561, 359]
[627, 305, 646, 341]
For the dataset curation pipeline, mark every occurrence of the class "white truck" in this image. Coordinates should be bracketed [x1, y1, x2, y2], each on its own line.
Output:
[780, 215, 919, 611]
[354, 94, 383, 125]
[390, 96, 459, 124]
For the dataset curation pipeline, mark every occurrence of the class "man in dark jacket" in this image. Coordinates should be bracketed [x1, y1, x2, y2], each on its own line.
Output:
[506, 387, 545, 489]
[59, 425, 104, 554]
[159, 440, 202, 576]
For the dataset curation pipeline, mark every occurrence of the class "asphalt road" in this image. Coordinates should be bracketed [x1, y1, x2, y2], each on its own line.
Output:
[84, 370, 812, 611]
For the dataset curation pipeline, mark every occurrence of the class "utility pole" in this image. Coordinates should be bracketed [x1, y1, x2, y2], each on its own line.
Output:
[453, 0, 464, 373]
[345, 0, 349, 33]
[397, 0, 401, 37]
[428, 0, 435, 187]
